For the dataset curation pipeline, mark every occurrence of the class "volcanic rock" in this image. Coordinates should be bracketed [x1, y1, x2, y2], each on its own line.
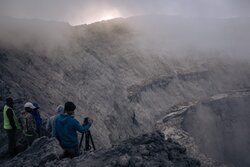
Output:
[2, 131, 200, 167]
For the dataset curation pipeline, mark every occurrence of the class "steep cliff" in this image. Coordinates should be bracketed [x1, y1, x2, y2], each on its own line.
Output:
[157, 89, 250, 167]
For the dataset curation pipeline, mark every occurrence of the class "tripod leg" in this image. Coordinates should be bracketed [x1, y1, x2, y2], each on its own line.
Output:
[85, 131, 90, 151]
[79, 132, 84, 149]
[89, 132, 96, 150]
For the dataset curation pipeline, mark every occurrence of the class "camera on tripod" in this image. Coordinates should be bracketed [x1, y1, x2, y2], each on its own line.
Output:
[79, 117, 95, 151]
[83, 117, 93, 125]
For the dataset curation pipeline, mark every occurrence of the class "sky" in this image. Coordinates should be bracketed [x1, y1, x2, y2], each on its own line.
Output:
[0, 0, 250, 25]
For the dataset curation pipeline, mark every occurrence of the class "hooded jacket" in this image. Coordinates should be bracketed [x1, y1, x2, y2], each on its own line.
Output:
[46, 105, 64, 137]
[54, 114, 91, 148]
[31, 109, 42, 130]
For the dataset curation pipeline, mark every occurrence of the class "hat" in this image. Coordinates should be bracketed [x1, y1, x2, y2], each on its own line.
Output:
[56, 105, 64, 114]
[64, 102, 76, 111]
[24, 102, 36, 109]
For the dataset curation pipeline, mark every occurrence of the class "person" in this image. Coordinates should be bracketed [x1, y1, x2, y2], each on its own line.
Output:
[46, 105, 64, 137]
[19, 102, 38, 146]
[3, 97, 21, 157]
[55, 102, 92, 158]
[31, 102, 42, 137]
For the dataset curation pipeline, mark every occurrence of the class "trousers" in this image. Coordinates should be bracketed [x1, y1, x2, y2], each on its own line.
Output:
[63, 145, 80, 159]
[6, 129, 17, 157]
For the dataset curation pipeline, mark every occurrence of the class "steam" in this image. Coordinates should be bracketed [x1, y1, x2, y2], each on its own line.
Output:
[1, 0, 250, 59]
[183, 95, 250, 167]
[1, 0, 250, 25]
[0, 16, 73, 54]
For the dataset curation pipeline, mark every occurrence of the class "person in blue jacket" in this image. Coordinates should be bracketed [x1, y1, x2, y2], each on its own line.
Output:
[54, 101, 92, 158]
[31, 102, 42, 137]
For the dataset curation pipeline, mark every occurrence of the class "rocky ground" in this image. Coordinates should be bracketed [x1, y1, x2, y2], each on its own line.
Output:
[2, 131, 200, 167]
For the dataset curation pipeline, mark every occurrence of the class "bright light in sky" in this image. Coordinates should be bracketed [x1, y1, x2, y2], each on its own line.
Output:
[1, 0, 250, 25]
[71, 9, 122, 25]
[99, 9, 121, 21]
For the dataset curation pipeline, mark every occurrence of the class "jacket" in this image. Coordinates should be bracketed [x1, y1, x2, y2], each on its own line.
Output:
[20, 112, 37, 136]
[31, 109, 42, 130]
[55, 114, 91, 148]
[3, 105, 20, 130]
[46, 115, 59, 137]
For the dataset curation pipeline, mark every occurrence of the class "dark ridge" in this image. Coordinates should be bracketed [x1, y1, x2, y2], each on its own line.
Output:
[2, 131, 200, 167]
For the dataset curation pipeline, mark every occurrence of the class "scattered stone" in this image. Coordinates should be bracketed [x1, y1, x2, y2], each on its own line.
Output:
[52, 131, 200, 167]
[3, 137, 63, 167]
[1, 131, 200, 167]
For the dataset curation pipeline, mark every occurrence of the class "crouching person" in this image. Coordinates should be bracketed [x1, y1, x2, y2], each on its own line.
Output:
[20, 102, 38, 147]
[55, 102, 92, 158]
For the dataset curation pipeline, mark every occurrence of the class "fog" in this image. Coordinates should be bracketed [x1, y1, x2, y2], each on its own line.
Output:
[183, 94, 250, 167]
[1, 0, 250, 59]
[0, 0, 250, 25]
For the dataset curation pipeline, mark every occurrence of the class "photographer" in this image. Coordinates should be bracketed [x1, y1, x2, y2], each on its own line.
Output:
[54, 101, 92, 158]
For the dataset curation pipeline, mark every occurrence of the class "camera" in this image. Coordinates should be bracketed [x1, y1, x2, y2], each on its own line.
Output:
[84, 117, 89, 124]
[83, 117, 93, 125]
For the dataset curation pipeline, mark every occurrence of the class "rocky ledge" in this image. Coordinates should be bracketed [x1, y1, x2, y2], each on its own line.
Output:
[157, 89, 250, 167]
[2, 131, 200, 167]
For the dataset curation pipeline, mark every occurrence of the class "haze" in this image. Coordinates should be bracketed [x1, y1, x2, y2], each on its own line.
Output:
[0, 0, 250, 25]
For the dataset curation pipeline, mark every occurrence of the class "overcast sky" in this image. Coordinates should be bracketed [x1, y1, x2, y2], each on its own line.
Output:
[0, 0, 250, 25]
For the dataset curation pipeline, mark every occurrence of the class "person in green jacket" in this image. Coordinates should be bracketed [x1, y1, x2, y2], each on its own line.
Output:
[3, 97, 21, 157]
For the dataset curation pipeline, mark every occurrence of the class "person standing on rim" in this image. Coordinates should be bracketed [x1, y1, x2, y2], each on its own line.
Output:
[19, 102, 38, 147]
[31, 102, 42, 137]
[3, 97, 21, 157]
[55, 101, 92, 158]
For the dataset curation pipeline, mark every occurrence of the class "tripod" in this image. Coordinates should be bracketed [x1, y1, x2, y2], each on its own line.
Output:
[79, 130, 96, 151]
